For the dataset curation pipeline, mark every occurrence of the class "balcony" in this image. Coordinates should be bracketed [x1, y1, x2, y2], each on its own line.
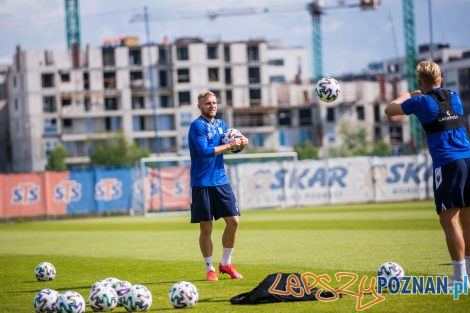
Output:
[103, 77, 116, 90]
[233, 112, 274, 128]
[130, 79, 145, 91]
[43, 126, 59, 136]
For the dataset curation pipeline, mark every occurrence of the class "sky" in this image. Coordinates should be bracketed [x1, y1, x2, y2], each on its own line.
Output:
[0, 0, 469, 76]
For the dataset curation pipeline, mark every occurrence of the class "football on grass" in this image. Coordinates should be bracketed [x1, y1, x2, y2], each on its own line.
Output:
[35, 262, 56, 281]
[169, 281, 199, 308]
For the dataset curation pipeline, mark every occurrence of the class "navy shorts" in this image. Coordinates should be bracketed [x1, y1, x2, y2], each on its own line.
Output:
[433, 158, 470, 214]
[190, 184, 240, 223]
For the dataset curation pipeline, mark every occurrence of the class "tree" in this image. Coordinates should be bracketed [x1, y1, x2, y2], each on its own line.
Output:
[370, 140, 392, 156]
[90, 131, 150, 167]
[328, 121, 392, 157]
[46, 145, 69, 171]
[294, 141, 319, 160]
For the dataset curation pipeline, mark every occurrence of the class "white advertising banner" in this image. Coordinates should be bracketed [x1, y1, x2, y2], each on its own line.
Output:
[294, 159, 330, 206]
[372, 154, 433, 202]
[327, 157, 375, 204]
[232, 161, 296, 210]
[232, 154, 433, 210]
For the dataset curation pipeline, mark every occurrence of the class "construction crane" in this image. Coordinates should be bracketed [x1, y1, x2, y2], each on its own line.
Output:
[307, 0, 380, 80]
[402, 0, 422, 152]
[64, 0, 81, 50]
[65, 0, 82, 68]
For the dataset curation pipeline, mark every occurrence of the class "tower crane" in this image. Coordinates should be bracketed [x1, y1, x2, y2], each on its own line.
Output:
[402, 0, 422, 152]
[64, 0, 81, 50]
[131, 1, 419, 151]
[201, 1, 380, 80]
[307, 0, 380, 80]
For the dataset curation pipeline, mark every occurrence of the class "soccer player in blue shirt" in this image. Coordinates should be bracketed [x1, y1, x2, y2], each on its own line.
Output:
[188, 90, 249, 281]
[385, 60, 470, 285]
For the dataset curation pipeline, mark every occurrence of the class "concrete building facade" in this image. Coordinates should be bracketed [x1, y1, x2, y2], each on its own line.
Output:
[6, 38, 470, 172]
[7, 38, 313, 172]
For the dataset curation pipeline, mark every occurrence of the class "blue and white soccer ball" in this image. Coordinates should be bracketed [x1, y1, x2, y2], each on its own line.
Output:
[221, 128, 243, 153]
[88, 285, 118, 312]
[115, 280, 133, 307]
[35, 262, 56, 281]
[91, 280, 114, 293]
[33, 288, 59, 313]
[55, 291, 86, 313]
[169, 281, 199, 308]
[103, 277, 121, 289]
[122, 284, 152, 312]
[377, 261, 405, 287]
[315, 77, 341, 103]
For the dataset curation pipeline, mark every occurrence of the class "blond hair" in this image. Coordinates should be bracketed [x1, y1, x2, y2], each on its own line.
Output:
[197, 90, 216, 103]
[416, 60, 442, 86]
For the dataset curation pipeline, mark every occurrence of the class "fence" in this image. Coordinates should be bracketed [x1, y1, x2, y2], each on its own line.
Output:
[0, 154, 434, 219]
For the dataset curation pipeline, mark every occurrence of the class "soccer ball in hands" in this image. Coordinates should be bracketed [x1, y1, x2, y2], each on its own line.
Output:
[169, 281, 199, 308]
[88, 286, 118, 312]
[122, 284, 152, 312]
[35, 262, 56, 281]
[315, 77, 341, 103]
[221, 128, 244, 153]
[33, 289, 59, 313]
[55, 291, 86, 313]
[377, 261, 405, 288]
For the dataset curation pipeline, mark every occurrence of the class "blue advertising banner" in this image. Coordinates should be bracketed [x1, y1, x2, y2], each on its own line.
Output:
[67, 169, 95, 215]
[94, 168, 133, 213]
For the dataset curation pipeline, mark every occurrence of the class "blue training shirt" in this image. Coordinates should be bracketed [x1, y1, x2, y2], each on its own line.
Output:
[401, 88, 470, 168]
[188, 116, 229, 187]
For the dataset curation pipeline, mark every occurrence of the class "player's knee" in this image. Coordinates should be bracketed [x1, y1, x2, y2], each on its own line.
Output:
[225, 217, 239, 229]
[200, 229, 212, 238]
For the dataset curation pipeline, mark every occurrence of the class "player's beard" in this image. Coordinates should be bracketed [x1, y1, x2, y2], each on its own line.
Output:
[201, 108, 216, 121]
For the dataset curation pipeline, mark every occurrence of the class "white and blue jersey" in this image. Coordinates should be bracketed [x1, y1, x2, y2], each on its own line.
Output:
[401, 88, 470, 168]
[188, 116, 229, 187]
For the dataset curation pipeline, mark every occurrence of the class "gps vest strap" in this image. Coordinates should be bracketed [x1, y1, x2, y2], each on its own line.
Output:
[422, 89, 465, 134]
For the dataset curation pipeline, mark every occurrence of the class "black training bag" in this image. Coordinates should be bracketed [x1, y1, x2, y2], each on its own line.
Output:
[230, 273, 337, 304]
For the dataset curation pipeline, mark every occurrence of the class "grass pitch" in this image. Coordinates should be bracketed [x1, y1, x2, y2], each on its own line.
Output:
[1, 200, 470, 312]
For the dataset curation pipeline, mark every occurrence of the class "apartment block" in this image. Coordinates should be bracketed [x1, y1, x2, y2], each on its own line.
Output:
[7, 37, 313, 172]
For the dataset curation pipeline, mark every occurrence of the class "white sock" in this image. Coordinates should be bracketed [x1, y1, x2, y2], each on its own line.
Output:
[452, 259, 467, 281]
[221, 248, 233, 266]
[204, 256, 215, 273]
[465, 256, 470, 280]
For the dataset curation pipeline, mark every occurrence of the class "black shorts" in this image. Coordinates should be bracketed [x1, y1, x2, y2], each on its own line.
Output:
[190, 184, 240, 223]
[433, 158, 470, 214]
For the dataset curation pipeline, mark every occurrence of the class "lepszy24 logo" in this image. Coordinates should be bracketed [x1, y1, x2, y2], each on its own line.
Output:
[54, 180, 82, 204]
[95, 178, 122, 201]
[11, 182, 40, 205]
[269, 272, 468, 311]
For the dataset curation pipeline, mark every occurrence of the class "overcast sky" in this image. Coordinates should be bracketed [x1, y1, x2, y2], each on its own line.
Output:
[1, 0, 469, 76]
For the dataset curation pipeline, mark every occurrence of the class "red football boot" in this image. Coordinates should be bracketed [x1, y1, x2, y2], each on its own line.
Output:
[206, 269, 218, 281]
[219, 263, 243, 279]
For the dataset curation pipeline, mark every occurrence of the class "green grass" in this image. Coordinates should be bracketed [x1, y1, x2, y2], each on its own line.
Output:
[1, 200, 470, 312]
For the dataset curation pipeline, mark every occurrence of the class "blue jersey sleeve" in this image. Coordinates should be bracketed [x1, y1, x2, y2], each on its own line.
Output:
[189, 121, 215, 157]
[401, 95, 439, 124]
[401, 96, 419, 116]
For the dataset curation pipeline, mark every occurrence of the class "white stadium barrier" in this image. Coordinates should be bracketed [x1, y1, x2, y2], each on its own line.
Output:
[135, 153, 433, 215]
